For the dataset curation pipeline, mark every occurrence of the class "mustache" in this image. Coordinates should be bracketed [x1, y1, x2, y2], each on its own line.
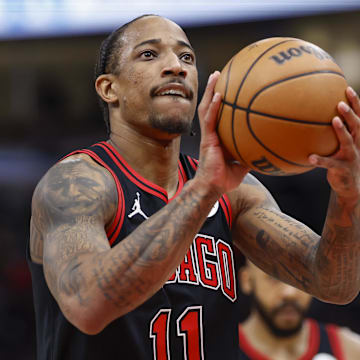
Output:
[271, 301, 305, 317]
[150, 78, 194, 100]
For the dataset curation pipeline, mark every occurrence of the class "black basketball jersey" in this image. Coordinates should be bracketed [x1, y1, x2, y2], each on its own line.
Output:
[28, 141, 240, 360]
[238, 319, 345, 360]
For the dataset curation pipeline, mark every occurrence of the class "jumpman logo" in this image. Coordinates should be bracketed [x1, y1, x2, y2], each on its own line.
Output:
[128, 192, 149, 220]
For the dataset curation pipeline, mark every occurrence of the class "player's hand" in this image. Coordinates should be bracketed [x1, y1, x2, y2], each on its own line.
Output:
[195, 71, 249, 196]
[309, 86, 360, 202]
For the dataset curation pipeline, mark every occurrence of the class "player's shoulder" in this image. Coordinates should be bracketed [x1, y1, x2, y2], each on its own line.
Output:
[337, 325, 360, 359]
[33, 152, 116, 209]
[41, 152, 113, 186]
[57, 152, 108, 175]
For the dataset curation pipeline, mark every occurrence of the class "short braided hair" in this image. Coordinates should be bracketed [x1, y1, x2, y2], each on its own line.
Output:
[94, 14, 158, 134]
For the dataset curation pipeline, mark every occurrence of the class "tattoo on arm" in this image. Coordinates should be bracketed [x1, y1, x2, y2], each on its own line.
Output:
[32, 155, 219, 321]
[314, 191, 360, 300]
[31, 156, 115, 306]
[233, 176, 319, 292]
[252, 208, 316, 291]
[89, 183, 217, 311]
[29, 219, 44, 263]
[234, 175, 360, 301]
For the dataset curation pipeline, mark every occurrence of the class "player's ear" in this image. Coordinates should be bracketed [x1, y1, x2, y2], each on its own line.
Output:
[239, 267, 252, 295]
[95, 74, 119, 104]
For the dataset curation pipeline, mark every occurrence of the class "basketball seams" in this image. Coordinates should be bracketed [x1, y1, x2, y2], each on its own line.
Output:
[242, 70, 343, 166]
[217, 37, 344, 175]
[217, 58, 249, 166]
[222, 70, 345, 125]
[223, 100, 333, 126]
[232, 39, 297, 104]
[217, 57, 234, 126]
[244, 114, 316, 169]
[244, 70, 343, 169]
[230, 39, 297, 166]
[247, 69, 345, 120]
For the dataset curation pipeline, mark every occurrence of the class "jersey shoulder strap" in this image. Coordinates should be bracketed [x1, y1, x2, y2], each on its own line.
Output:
[60, 141, 126, 246]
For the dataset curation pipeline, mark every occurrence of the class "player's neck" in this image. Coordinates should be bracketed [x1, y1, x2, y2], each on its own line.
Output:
[108, 125, 181, 198]
[241, 314, 309, 360]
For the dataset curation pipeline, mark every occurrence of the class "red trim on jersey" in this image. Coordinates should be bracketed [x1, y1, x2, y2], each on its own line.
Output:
[326, 324, 345, 360]
[187, 155, 198, 171]
[103, 142, 167, 195]
[66, 149, 126, 246]
[219, 194, 232, 229]
[98, 142, 170, 203]
[80, 149, 125, 245]
[58, 150, 83, 162]
[178, 158, 187, 184]
[298, 319, 320, 360]
[238, 324, 271, 360]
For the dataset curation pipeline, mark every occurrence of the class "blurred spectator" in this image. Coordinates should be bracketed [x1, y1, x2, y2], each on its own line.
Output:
[237, 260, 360, 359]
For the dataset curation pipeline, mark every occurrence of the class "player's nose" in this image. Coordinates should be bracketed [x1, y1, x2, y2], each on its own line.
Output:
[280, 284, 299, 299]
[161, 53, 187, 78]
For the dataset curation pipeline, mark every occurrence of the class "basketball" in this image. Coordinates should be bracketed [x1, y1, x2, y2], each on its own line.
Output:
[215, 37, 349, 176]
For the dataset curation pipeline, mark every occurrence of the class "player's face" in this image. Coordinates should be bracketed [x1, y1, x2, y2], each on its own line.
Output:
[241, 263, 312, 337]
[112, 16, 198, 140]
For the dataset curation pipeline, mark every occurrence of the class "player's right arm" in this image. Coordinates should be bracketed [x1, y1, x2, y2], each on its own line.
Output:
[30, 71, 247, 335]
[31, 153, 212, 334]
[30, 155, 227, 335]
[30, 154, 116, 333]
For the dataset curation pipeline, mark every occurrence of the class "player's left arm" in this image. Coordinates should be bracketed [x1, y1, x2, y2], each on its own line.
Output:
[338, 326, 360, 360]
[230, 174, 326, 301]
[230, 87, 360, 305]
[308, 87, 360, 304]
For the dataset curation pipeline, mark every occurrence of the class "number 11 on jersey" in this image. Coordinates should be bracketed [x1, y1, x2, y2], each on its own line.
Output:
[149, 306, 204, 360]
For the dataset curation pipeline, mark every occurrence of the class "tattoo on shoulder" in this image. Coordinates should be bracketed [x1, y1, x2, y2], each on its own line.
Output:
[45, 158, 115, 218]
[36, 157, 116, 224]
[30, 155, 116, 262]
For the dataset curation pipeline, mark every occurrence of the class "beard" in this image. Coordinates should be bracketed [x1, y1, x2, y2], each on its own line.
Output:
[148, 110, 194, 135]
[250, 292, 307, 338]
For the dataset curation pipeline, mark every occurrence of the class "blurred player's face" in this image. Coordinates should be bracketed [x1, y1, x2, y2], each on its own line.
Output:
[111, 16, 198, 140]
[241, 263, 312, 337]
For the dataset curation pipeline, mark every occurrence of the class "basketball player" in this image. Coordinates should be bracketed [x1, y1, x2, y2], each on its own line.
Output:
[28, 14, 360, 359]
[238, 260, 360, 359]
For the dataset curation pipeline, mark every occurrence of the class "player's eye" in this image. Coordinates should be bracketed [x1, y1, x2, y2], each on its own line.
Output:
[140, 50, 156, 60]
[180, 53, 195, 64]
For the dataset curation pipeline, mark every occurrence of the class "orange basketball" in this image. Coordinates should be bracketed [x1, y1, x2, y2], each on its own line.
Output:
[215, 37, 348, 176]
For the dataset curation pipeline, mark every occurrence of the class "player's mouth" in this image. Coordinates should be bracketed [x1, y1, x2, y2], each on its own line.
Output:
[151, 82, 193, 100]
[274, 304, 302, 321]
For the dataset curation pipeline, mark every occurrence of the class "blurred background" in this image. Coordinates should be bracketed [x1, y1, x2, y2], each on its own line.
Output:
[1, 1, 360, 358]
